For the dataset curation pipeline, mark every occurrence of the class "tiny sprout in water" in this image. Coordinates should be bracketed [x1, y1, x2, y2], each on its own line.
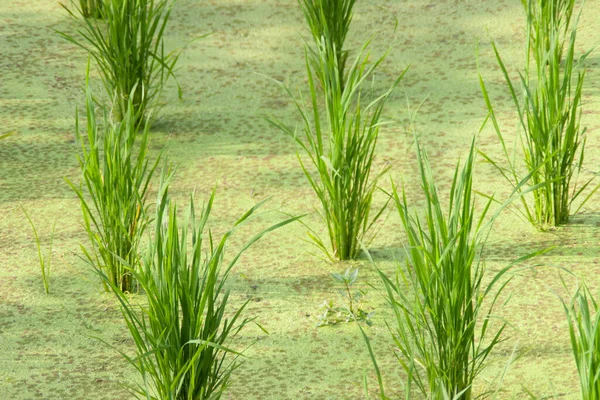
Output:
[317, 267, 373, 327]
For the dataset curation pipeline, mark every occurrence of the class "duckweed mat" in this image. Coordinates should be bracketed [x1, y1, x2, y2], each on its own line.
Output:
[2, 0, 600, 398]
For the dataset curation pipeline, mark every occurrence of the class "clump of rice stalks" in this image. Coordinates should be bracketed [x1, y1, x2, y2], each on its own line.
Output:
[269, 39, 407, 261]
[67, 72, 159, 293]
[300, 0, 357, 90]
[99, 181, 296, 399]
[362, 136, 544, 399]
[480, 0, 595, 230]
[58, 0, 182, 127]
[79, 0, 104, 19]
[21, 206, 56, 294]
[562, 281, 600, 399]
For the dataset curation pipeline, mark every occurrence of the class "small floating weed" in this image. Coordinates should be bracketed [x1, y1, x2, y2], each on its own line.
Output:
[317, 267, 373, 327]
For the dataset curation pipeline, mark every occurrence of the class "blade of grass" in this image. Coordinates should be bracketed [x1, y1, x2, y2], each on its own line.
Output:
[0, 131, 15, 140]
[561, 280, 600, 399]
[21, 205, 55, 294]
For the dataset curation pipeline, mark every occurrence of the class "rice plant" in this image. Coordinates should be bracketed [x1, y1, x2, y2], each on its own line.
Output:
[58, 0, 182, 127]
[67, 71, 159, 293]
[269, 39, 407, 261]
[479, 0, 595, 230]
[300, 0, 357, 91]
[362, 136, 544, 399]
[98, 181, 297, 399]
[21, 206, 55, 294]
[562, 282, 600, 399]
[79, 0, 104, 19]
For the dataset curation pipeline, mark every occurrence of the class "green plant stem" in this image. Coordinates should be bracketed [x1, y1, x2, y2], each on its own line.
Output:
[21, 206, 55, 294]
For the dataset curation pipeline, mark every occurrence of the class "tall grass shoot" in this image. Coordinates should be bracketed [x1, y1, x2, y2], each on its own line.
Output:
[270, 39, 407, 260]
[21, 206, 55, 294]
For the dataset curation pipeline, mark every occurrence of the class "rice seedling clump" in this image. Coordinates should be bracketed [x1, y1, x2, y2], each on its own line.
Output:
[67, 73, 159, 293]
[480, 0, 594, 230]
[270, 38, 406, 260]
[99, 181, 296, 399]
[363, 136, 545, 399]
[58, 0, 181, 127]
